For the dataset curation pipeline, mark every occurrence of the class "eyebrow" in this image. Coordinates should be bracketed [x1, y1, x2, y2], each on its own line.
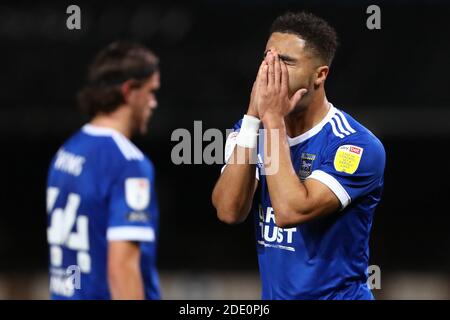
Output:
[263, 51, 298, 63]
[278, 54, 298, 63]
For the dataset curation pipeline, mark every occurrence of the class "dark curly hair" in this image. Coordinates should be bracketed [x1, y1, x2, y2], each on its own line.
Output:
[77, 41, 159, 117]
[270, 12, 338, 66]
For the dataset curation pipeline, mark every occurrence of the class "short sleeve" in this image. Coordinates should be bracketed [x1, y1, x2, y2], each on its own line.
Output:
[221, 119, 259, 180]
[107, 160, 156, 242]
[307, 134, 385, 209]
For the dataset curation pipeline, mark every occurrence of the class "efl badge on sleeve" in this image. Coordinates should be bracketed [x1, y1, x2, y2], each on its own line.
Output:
[333, 145, 363, 174]
[299, 153, 316, 180]
[125, 178, 150, 211]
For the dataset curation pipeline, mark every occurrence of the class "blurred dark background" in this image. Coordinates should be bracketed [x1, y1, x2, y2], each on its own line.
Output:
[0, 0, 449, 298]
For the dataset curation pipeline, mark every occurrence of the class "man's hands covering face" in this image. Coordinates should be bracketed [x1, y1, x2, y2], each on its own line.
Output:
[249, 50, 307, 122]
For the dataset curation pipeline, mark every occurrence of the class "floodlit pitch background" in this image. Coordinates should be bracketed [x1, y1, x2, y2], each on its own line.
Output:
[0, 0, 449, 299]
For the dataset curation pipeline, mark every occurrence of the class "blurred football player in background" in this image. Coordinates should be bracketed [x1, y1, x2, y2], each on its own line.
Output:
[46, 41, 161, 299]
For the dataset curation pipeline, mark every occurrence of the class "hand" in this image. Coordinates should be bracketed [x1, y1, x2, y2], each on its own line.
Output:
[256, 51, 307, 122]
[246, 60, 268, 118]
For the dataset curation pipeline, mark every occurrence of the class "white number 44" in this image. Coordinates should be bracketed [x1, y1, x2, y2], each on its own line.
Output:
[47, 187, 90, 273]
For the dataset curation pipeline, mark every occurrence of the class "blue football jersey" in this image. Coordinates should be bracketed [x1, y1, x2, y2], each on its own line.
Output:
[46, 124, 160, 300]
[223, 103, 385, 300]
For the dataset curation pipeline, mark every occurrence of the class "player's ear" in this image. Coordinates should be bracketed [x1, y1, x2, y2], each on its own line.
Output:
[120, 79, 137, 104]
[314, 65, 329, 87]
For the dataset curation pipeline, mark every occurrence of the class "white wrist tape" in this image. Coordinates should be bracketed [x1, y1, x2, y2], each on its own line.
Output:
[236, 115, 261, 149]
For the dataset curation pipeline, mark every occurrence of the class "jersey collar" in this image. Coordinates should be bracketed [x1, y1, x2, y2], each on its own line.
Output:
[286, 103, 336, 146]
[82, 124, 125, 137]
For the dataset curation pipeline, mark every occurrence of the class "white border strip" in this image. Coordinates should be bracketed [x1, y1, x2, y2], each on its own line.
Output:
[307, 170, 351, 209]
[107, 226, 155, 242]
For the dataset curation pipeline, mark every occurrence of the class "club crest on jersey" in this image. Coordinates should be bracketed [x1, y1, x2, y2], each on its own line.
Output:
[333, 145, 364, 174]
[127, 211, 150, 222]
[125, 178, 150, 211]
[299, 153, 316, 180]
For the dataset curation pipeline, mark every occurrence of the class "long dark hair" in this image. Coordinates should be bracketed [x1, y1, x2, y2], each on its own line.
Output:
[77, 41, 159, 117]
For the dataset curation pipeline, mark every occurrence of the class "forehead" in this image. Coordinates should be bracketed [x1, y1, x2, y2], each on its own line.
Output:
[265, 32, 307, 57]
[145, 71, 160, 88]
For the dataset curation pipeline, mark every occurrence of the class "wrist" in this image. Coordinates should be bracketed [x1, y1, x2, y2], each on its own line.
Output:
[246, 107, 259, 118]
[261, 113, 285, 129]
[236, 114, 261, 149]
